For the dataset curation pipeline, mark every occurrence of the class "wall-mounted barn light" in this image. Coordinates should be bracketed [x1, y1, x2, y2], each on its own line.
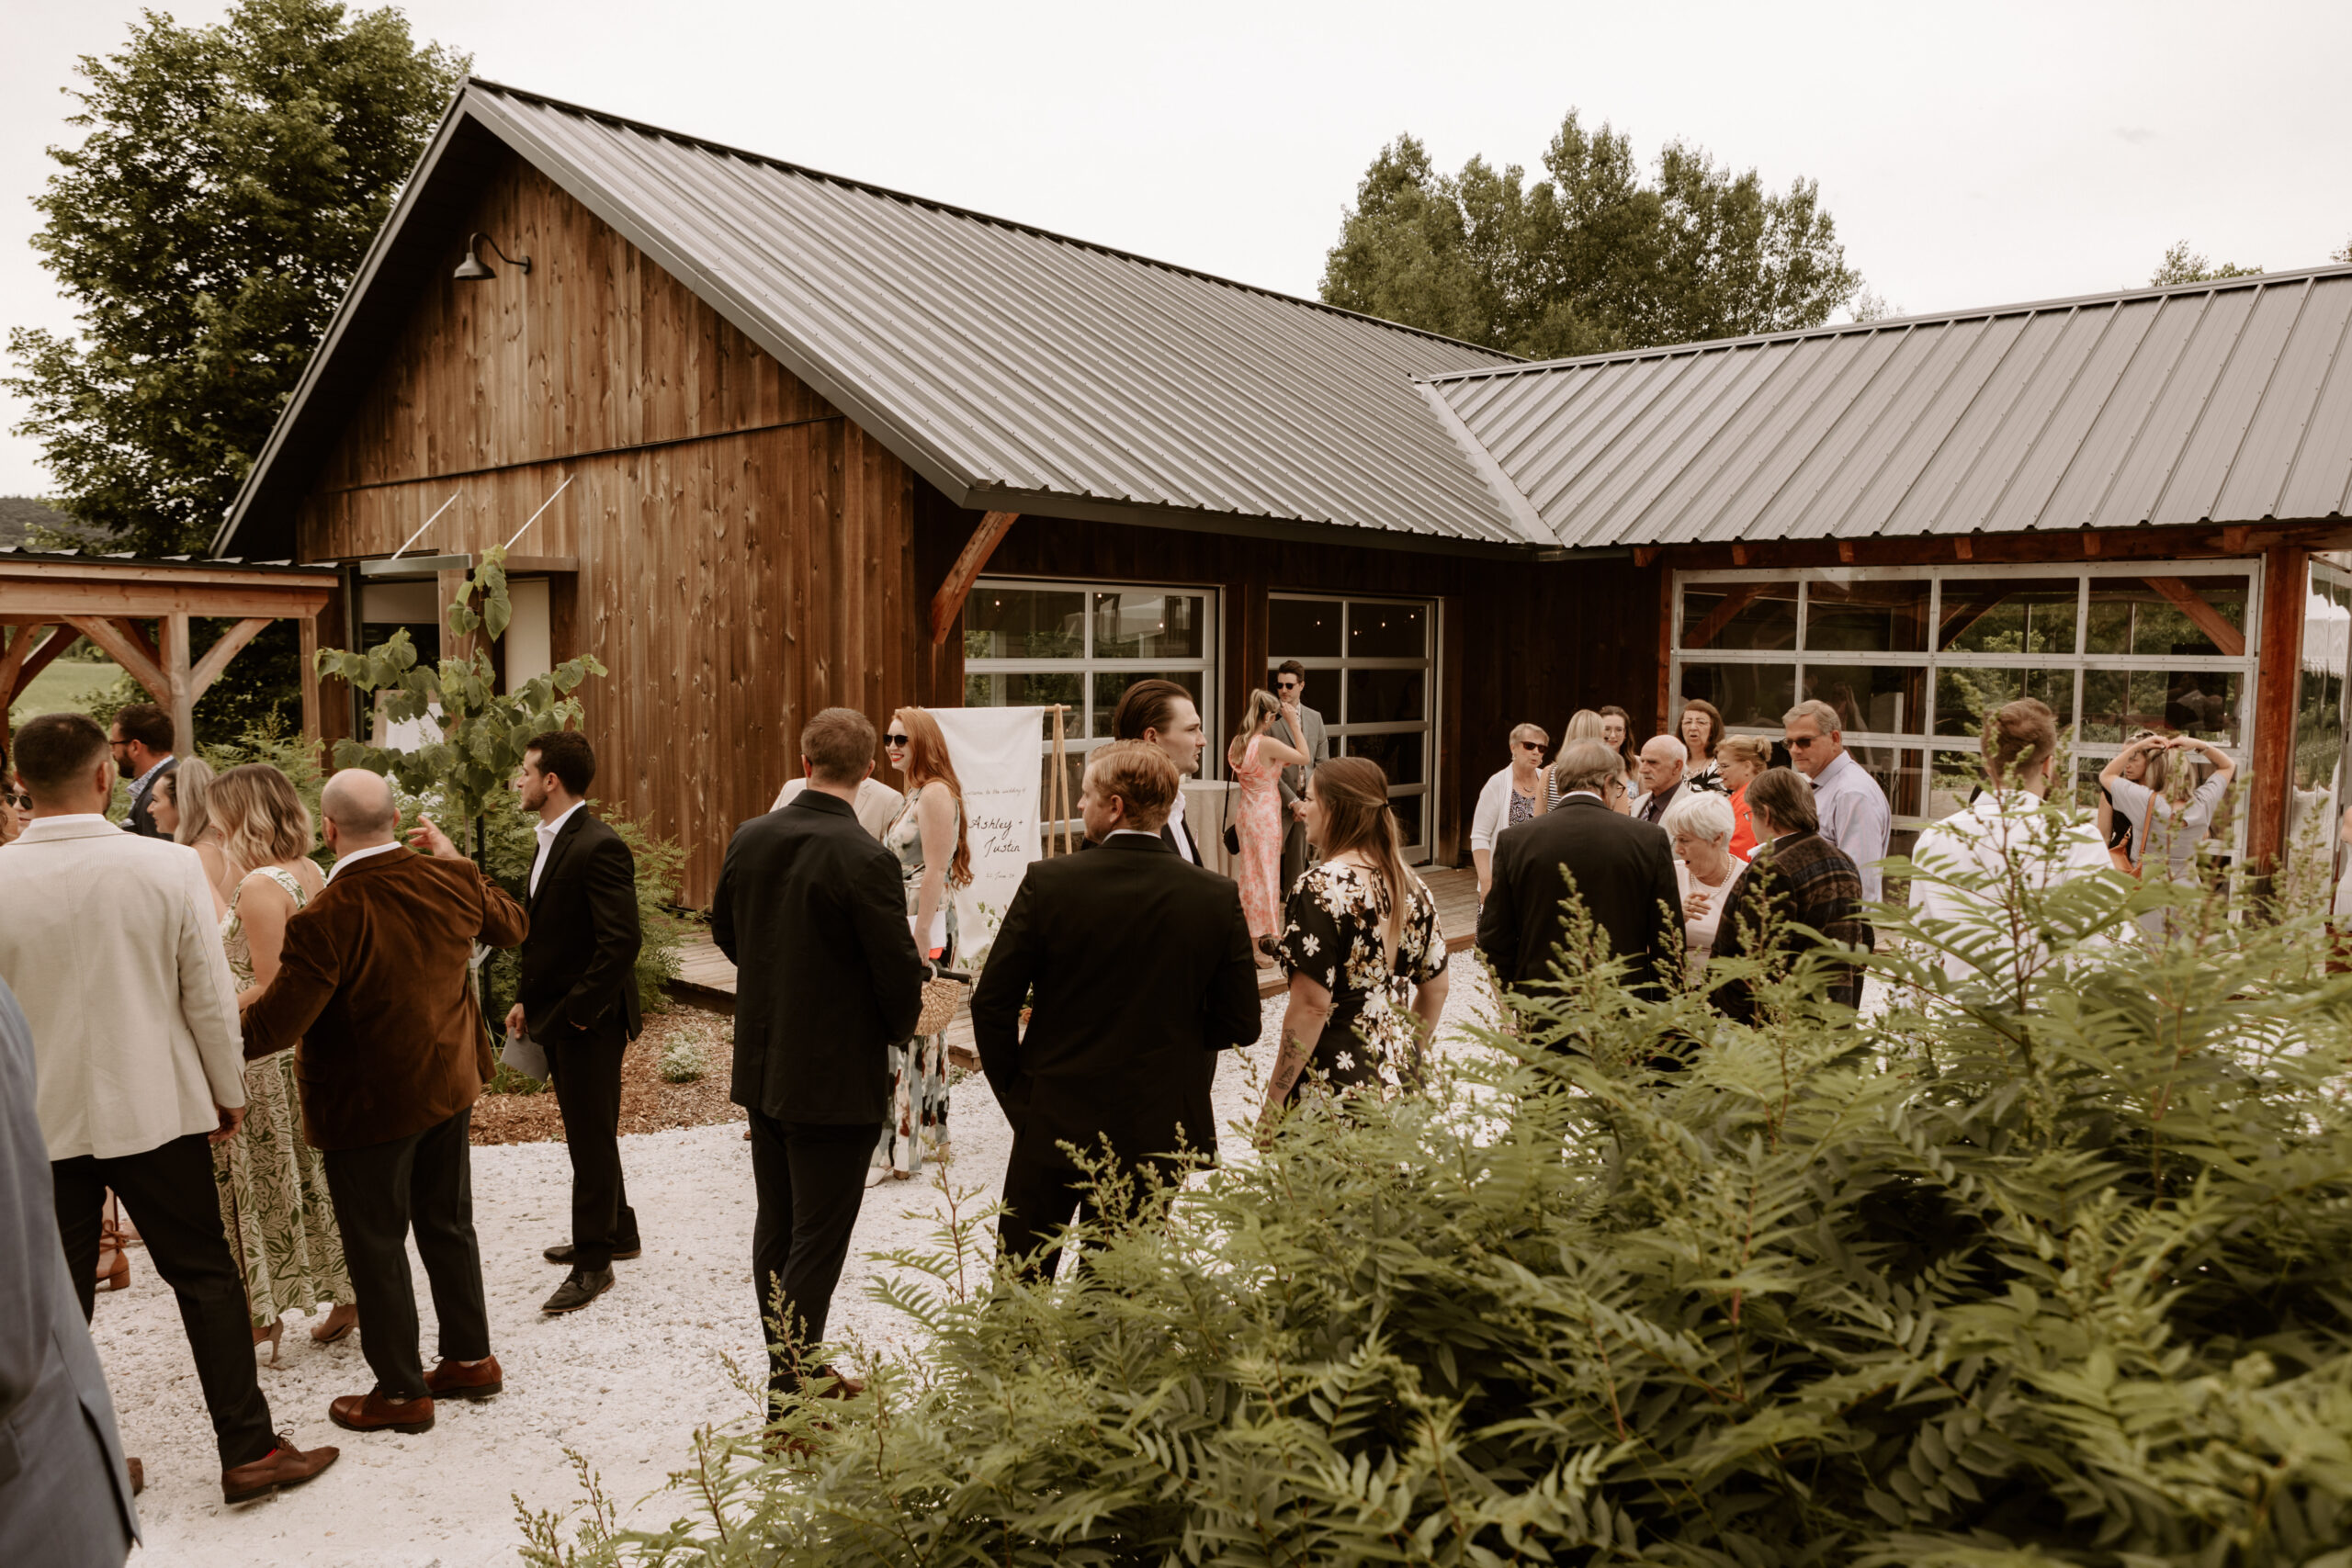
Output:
[453, 231, 531, 280]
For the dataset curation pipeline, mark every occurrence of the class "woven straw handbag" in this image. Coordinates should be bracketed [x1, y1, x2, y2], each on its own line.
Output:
[915, 966, 970, 1036]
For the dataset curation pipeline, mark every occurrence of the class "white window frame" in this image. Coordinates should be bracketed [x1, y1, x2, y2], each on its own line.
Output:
[1669, 560, 2262, 855]
[1269, 591, 1440, 862]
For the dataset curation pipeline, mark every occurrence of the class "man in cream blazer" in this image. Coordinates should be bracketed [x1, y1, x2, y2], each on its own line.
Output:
[0, 713, 335, 1506]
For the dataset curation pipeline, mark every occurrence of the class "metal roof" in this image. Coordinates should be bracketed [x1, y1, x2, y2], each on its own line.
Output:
[218, 80, 1526, 559]
[1429, 265, 2352, 549]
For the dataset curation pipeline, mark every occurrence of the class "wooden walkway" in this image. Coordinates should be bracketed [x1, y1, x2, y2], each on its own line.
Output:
[669, 863, 1482, 1011]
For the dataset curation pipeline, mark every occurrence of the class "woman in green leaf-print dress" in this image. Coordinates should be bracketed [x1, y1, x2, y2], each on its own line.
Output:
[210, 764, 357, 1354]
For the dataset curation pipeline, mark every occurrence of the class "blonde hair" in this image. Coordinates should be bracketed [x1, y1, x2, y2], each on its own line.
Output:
[1563, 709, 1604, 745]
[209, 763, 315, 876]
[1717, 735, 1773, 771]
[1087, 740, 1179, 829]
[162, 755, 218, 846]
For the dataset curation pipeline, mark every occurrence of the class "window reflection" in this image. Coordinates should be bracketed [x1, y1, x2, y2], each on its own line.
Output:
[1803, 662, 1925, 735]
[1804, 579, 1929, 653]
[1936, 666, 2072, 738]
[1678, 663, 1794, 729]
[1937, 578, 2078, 655]
[964, 588, 1083, 659]
[1681, 582, 1798, 650]
[2086, 576, 2248, 658]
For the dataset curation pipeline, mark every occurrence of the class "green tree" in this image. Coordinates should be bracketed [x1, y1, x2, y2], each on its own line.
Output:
[5, 0, 464, 557]
[2150, 239, 2267, 287]
[1322, 112, 1863, 359]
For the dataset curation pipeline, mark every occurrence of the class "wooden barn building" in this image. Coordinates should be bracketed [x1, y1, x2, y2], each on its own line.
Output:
[218, 80, 2352, 905]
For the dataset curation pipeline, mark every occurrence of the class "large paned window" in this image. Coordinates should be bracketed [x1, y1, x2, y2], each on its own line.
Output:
[1268, 593, 1437, 860]
[1672, 564, 2260, 854]
[2292, 558, 2352, 892]
[962, 579, 1219, 815]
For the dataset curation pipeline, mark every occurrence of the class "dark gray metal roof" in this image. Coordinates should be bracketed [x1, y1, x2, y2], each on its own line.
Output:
[218, 80, 1526, 558]
[1430, 265, 2352, 549]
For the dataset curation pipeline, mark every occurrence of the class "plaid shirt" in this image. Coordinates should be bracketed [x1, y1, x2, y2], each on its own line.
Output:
[1710, 829, 1872, 1021]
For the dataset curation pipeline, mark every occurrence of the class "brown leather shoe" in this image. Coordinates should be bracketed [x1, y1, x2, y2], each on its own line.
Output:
[802, 1365, 865, 1399]
[221, 1435, 340, 1505]
[423, 1355, 503, 1401]
[329, 1388, 435, 1434]
[127, 1457, 143, 1495]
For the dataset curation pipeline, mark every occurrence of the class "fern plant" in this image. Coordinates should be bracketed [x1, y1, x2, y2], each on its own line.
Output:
[524, 784, 2352, 1568]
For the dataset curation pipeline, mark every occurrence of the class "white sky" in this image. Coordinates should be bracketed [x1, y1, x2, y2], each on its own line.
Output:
[4, 0, 2348, 500]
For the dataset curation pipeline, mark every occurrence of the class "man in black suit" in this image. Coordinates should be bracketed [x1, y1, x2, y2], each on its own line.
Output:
[1478, 739, 1681, 1003]
[971, 740, 1261, 1277]
[107, 703, 176, 839]
[1111, 679, 1209, 865]
[503, 731, 643, 1316]
[711, 707, 924, 1403]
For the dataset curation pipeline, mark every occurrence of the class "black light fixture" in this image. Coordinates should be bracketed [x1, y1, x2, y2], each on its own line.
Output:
[454, 231, 531, 281]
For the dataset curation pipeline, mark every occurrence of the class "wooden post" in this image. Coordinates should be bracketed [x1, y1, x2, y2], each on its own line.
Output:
[2245, 543, 2310, 880]
[162, 612, 195, 755]
[927, 511, 1020, 646]
[299, 612, 322, 750]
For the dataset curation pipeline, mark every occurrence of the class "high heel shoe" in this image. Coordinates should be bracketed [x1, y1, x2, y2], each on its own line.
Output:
[253, 1319, 284, 1366]
[310, 1303, 358, 1345]
[96, 1246, 130, 1293]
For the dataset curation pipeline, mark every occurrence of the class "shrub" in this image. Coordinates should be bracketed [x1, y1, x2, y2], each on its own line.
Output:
[525, 791, 2352, 1567]
[659, 1023, 713, 1084]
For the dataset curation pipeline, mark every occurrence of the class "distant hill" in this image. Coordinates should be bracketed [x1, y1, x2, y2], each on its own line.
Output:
[0, 495, 109, 550]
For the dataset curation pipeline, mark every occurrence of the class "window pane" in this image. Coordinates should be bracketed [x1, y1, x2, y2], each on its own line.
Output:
[1928, 752, 1981, 822]
[1092, 592, 1204, 660]
[965, 670, 1081, 711]
[1270, 596, 1341, 657]
[1341, 731, 1425, 786]
[1937, 578, 2079, 655]
[1091, 670, 1203, 739]
[965, 587, 1084, 659]
[2080, 668, 2241, 744]
[1804, 579, 1929, 653]
[1388, 792, 1423, 846]
[1346, 668, 1425, 725]
[1934, 666, 2070, 737]
[1348, 601, 1429, 658]
[1802, 662, 1926, 735]
[2085, 575, 2248, 658]
[1677, 662, 1793, 729]
[1842, 746, 1928, 818]
[1681, 581, 1798, 650]
[1266, 665, 1336, 710]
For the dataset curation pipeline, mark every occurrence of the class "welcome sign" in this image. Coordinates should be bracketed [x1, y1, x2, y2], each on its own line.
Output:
[931, 705, 1048, 965]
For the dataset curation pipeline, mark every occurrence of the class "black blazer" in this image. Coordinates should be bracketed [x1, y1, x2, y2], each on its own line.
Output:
[711, 789, 926, 1124]
[123, 756, 176, 838]
[1476, 793, 1681, 998]
[517, 808, 644, 1047]
[971, 832, 1260, 1168]
[1079, 818, 1204, 865]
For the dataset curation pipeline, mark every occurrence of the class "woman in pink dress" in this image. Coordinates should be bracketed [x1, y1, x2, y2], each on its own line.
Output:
[1226, 688, 1310, 963]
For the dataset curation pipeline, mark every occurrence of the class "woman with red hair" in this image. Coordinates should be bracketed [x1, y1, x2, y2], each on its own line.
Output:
[875, 707, 972, 1182]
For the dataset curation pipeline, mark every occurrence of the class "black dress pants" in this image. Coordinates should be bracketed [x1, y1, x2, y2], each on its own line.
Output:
[1280, 811, 1309, 902]
[545, 1032, 636, 1270]
[320, 1107, 490, 1402]
[747, 1112, 878, 1401]
[997, 1133, 1185, 1280]
[52, 1133, 277, 1469]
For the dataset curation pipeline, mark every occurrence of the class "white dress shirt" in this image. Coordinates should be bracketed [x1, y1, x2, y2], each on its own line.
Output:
[1166, 786, 1198, 863]
[327, 840, 404, 883]
[529, 800, 587, 897]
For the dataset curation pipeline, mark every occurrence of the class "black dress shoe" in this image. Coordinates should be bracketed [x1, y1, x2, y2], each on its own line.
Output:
[544, 1241, 641, 1264]
[542, 1268, 614, 1314]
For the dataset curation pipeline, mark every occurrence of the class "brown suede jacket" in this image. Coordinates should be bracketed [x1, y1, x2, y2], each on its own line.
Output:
[242, 846, 528, 1151]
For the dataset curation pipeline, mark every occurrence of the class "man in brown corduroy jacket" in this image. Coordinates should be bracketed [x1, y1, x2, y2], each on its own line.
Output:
[242, 770, 527, 1438]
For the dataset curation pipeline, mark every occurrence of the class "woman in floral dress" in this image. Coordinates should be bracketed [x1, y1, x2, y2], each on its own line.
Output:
[1264, 757, 1450, 1127]
[873, 706, 973, 1182]
[213, 763, 357, 1356]
[1225, 688, 1309, 961]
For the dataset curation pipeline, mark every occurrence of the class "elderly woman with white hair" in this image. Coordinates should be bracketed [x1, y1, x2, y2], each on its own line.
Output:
[1663, 789, 1745, 981]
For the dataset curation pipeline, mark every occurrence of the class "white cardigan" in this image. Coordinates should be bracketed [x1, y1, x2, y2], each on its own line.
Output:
[1471, 766, 1544, 852]
[0, 816, 245, 1161]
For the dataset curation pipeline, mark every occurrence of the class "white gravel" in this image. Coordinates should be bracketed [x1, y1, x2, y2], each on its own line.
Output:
[94, 963, 1506, 1567]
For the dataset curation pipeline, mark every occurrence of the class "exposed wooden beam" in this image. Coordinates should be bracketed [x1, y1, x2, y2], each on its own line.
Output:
[1837, 540, 1857, 564]
[1648, 522, 2289, 575]
[0, 581, 331, 618]
[928, 511, 1020, 647]
[1936, 586, 2010, 649]
[1632, 547, 1661, 568]
[108, 617, 163, 675]
[2141, 576, 2247, 656]
[2245, 545, 2310, 880]
[1954, 537, 1974, 560]
[161, 613, 195, 755]
[64, 616, 167, 705]
[189, 617, 275, 699]
[1681, 584, 1768, 650]
[2, 625, 74, 704]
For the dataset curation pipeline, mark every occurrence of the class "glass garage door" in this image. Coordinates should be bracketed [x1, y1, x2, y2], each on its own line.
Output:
[1268, 593, 1436, 861]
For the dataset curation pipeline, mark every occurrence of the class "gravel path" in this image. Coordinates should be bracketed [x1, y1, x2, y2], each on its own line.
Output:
[93, 963, 1505, 1567]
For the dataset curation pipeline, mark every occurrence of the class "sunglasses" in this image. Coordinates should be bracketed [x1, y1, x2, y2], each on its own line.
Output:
[884, 732, 911, 747]
[1514, 740, 1544, 751]
[2, 791, 29, 811]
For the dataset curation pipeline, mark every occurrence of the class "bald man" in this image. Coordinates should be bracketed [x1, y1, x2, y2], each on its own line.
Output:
[242, 770, 527, 1438]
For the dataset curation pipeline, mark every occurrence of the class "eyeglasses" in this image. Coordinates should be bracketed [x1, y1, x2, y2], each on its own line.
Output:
[2, 792, 29, 811]
[1785, 735, 1821, 750]
[883, 733, 911, 747]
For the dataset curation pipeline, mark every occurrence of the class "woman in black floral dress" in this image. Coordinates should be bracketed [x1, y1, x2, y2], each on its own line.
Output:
[1263, 758, 1450, 1129]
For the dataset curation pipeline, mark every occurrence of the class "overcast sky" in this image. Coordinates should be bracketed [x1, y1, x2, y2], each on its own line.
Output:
[5, 0, 2348, 499]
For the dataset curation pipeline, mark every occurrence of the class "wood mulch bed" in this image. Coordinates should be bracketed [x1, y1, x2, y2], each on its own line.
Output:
[469, 1005, 745, 1146]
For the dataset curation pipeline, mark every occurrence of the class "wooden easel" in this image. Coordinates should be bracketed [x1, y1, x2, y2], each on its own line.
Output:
[1046, 704, 1072, 855]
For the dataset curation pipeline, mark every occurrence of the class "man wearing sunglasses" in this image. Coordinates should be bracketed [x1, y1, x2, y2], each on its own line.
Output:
[1270, 662, 1329, 893]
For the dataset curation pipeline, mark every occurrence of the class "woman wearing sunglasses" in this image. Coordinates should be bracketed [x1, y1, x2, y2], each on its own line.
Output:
[873, 708, 973, 1183]
[1470, 723, 1549, 903]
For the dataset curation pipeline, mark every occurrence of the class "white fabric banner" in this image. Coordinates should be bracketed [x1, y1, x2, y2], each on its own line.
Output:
[931, 705, 1047, 965]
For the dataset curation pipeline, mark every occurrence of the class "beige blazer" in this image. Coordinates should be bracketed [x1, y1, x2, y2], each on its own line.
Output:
[0, 815, 244, 1161]
[772, 776, 904, 840]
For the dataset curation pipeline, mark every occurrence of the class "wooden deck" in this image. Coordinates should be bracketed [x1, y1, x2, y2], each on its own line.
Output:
[668, 863, 1482, 1010]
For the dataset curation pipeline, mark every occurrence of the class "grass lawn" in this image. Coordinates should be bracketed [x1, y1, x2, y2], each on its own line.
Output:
[10, 659, 126, 724]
